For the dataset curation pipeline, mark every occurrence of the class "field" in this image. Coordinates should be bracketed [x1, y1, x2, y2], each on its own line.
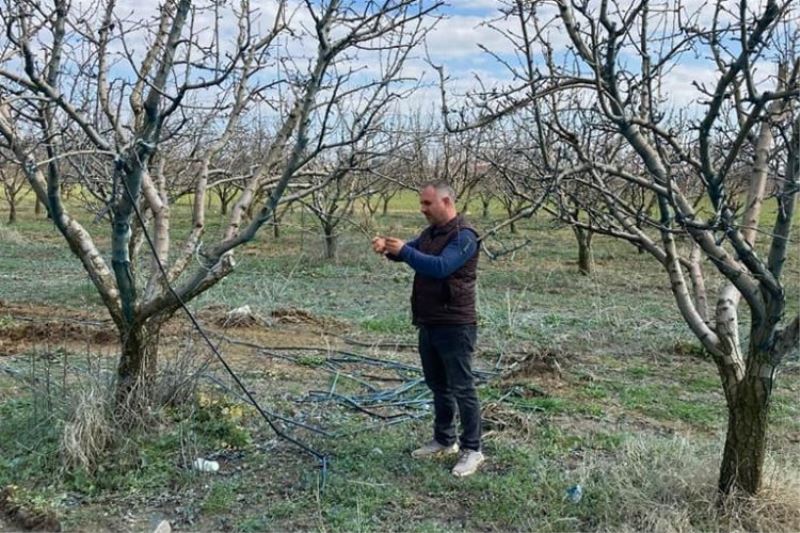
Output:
[0, 194, 798, 532]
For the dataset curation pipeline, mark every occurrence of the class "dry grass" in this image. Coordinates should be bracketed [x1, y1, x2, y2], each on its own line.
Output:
[60, 383, 115, 472]
[584, 436, 800, 532]
[215, 305, 267, 328]
[481, 400, 536, 440]
[0, 223, 25, 244]
[60, 331, 211, 471]
[154, 334, 212, 408]
[718, 459, 800, 533]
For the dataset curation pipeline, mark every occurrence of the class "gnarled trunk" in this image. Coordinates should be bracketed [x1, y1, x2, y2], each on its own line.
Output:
[715, 304, 789, 496]
[718, 368, 771, 494]
[115, 317, 165, 412]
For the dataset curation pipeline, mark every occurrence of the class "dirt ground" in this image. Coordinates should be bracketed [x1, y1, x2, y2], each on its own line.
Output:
[0, 299, 353, 356]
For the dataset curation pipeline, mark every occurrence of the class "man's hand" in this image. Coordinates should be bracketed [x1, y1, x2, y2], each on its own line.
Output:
[371, 236, 387, 254]
[384, 237, 406, 256]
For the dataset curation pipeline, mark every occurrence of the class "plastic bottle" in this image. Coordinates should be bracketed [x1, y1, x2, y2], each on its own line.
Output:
[193, 458, 220, 472]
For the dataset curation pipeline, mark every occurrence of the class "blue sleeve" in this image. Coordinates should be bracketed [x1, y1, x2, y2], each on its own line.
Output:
[386, 235, 420, 262]
[397, 230, 477, 279]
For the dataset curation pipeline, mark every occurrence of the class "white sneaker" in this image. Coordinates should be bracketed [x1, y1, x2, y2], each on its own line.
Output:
[452, 449, 485, 477]
[411, 440, 459, 459]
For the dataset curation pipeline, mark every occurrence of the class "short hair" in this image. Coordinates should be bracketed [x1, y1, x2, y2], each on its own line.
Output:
[420, 180, 456, 202]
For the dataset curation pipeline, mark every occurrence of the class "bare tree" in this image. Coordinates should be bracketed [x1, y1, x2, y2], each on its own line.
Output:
[0, 0, 441, 412]
[297, 76, 423, 260]
[361, 175, 403, 217]
[439, 0, 800, 495]
[304, 167, 376, 259]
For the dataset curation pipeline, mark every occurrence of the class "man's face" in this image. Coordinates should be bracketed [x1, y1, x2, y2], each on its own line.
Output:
[419, 186, 450, 225]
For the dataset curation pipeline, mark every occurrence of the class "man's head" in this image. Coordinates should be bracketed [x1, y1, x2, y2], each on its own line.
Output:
[419, 181, 457, 226]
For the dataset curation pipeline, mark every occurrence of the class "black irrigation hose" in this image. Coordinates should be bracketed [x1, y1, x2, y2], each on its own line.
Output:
[222, 339, 437, 421]
[119, 173, 328, 486]
[306, 390, 411, 420]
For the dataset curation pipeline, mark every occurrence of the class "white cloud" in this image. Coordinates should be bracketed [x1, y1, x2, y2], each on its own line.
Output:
[658, 58, 780, 111]
[425, 14, 515, 60]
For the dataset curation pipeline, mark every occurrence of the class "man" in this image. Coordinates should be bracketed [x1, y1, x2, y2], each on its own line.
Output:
[371, 181, 484, 478]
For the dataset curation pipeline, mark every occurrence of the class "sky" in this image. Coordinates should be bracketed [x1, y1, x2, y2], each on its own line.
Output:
[3, 0, 791, 127]
[86, 0, 763, 105]
[421, 0, 786, 111]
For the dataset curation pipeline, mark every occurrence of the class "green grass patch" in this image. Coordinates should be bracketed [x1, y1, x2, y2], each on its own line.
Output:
[201, 481, 238, 515]
[360, 313, 412, 334]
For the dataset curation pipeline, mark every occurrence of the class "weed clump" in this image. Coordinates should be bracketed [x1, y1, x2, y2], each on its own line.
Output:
[61, 385, 115, 472]
[584, 436, 800, 532]
[193, 391, 253, 449]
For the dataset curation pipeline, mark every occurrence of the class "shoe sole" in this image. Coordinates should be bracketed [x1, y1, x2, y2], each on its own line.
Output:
[411, 447, 459, 459]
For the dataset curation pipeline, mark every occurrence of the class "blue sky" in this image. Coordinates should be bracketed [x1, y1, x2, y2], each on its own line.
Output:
[10, 0, 786, 124]
[417, 0, 786, 111]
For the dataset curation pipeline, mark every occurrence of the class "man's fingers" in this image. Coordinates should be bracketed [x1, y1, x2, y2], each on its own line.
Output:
[371, 236, 388, 255]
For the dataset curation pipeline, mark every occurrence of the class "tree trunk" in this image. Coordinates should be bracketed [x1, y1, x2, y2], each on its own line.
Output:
[115, 319, 163, 413]
[505, 206, 517, 233]
[220, 195, 230, 216]
[718, 370, 771, 495]
[574, 226, 594, 275]
[34, 197, 42, 216]
[7, 197, 16, 224]
[382, 196, 390, 215]
[362, 197, 378, 217]
[273, 219, 280, 239]
[481, 197, 490, 218]
[324, 225, 337, 259]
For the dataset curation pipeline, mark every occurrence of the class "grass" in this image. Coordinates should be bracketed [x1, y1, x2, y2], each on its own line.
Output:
[0, 194, 799, 531]
[360, 313, 413, 334]
[201, 482, 238, 515]
[0, 397, 63, 490]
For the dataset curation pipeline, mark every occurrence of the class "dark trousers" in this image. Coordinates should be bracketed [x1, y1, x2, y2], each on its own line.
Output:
[418, 324, 481, 451]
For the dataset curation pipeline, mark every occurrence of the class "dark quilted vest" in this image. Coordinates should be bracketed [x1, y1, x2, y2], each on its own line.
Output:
[411, 214, 479, 326]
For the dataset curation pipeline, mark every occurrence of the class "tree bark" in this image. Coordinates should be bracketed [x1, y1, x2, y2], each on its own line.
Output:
[115, 318, 164, 413]
[7, 197, 16, 224]
[718, 369, 771, 495]
[574, 225, 593, 275]
[324, 224, 337, 259]
[219, 189, 235, 216]
[481, 197, 490, 218]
